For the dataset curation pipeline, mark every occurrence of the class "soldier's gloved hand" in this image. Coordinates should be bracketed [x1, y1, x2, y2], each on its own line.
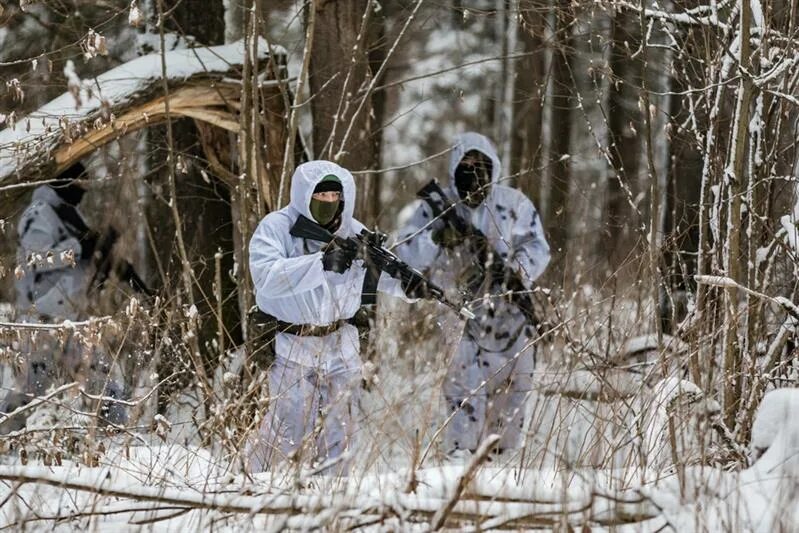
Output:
[431, 226, 462, 249]
[402, 277, 429, 299]
[486, 257, 507, 285]
[322, 243, 358, 274]
[458, 264, 485, 294]
[53, 203, 91, 236]
[467, 231, 490, 253]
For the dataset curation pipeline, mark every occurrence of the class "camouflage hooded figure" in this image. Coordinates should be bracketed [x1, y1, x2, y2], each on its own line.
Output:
[1, 163, 126, 431]
[246, 160, 414, 473]
[397, 132, 550, 455]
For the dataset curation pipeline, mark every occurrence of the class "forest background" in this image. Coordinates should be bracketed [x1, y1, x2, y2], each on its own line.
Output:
[0, 0, 798, 529]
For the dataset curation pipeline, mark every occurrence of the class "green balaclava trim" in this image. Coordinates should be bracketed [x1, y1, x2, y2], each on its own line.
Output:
[310, 174, 342, 225]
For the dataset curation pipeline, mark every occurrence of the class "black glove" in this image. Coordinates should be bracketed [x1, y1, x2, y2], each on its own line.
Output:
[467, 231, 489, 253]
[431, 225, 462, 249]
[119, 262, 154, 296]
[322, 242, 358, 274]
[486, 256, 507, 286]
[402, 277, 429, 299]
[87, 227, 119, 269]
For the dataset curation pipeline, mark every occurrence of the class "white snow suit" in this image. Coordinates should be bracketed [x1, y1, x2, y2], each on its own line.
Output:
[16, 186, 90, 320]
[247, 161, 408, 473]
[1, 185, 125, 431]
[397, 132, 551, 452]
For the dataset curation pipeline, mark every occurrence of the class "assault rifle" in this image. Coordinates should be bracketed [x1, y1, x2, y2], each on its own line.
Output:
[417, 178, 537, 324]
[290, 215, 475, 320]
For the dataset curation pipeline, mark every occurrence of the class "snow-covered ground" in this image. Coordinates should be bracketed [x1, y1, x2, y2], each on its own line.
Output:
[1, 292, 796, 531]
[0, 388, 794, 531]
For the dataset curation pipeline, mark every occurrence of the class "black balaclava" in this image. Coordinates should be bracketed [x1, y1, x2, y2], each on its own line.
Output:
[50, 163, 88, 206]
[454, 150, 493, 208]
[310, 174, 344, 231]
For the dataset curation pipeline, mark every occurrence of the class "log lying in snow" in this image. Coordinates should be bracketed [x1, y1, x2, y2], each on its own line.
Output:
[0, 38, 285, 188]
[537, 368, 642, 401]
[0, 463, 657, 530]
[537, 334, 692, 402]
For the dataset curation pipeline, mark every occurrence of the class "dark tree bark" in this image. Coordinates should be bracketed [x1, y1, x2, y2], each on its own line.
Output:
[545, 3, 573, 255]
[366, 14, 387, 226]
[604, 10, 641, 267]
[170, 0, 225, 45]
[148, 0, 240, 396]
[308, 0, 378, 224]
[660, 88, 702, 333]
[174, 0, 241, 347]
[512, 2, 546, 207]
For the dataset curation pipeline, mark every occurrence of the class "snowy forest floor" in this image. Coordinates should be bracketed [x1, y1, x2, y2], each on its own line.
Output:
[0, 290, 795, 531]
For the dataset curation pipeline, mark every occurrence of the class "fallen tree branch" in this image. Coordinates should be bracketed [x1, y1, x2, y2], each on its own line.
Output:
[430, 434, 500, 530]
[0, 382, 79, 426]
[694, 275, 799, 320]
[0, 316, 111, 331]
[0, 464, 655, 529]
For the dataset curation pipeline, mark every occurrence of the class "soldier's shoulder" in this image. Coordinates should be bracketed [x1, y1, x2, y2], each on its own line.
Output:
[253, 209, 294, 237]
[492, 184, 534, 206]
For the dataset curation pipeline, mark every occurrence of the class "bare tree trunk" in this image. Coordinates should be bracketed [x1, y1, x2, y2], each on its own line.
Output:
[545, 0, 573, 255]
[604, 10, 640, 267]
[638, 0, 664, 368]
[499, 0, 519, 169]
[663, 83, 703, 337]
[723, 2, 754, 430]
[513, 6, 544, 203]
[308, 0, 377, 222]
[145, 0, 236, 413]
[367, 11, 387, 226]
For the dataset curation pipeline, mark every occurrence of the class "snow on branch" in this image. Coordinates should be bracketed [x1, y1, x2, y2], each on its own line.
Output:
[0, 462, 656, 529]
[695, 275, 799, 319]
[0, 38, 283, 186]
[618, 0, 732, 30]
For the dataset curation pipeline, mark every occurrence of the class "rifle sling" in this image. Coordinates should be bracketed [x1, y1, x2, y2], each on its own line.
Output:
[360, 256, 381, 306]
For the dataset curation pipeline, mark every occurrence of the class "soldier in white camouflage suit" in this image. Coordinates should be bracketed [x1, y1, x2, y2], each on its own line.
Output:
[397, 132, 551, 456]
[1, 163, 126, 430]
[246, 160, 422, 474]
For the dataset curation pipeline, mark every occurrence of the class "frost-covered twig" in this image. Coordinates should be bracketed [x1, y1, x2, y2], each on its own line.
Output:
[694, 275, 799, 320]
[373, 50, 539, 94]
[0, 316, 111, 331]
[430, 434, 500, 531]
[78, 371, 176, 408]
[617, 0, 732, 30]
[350, 147, 453, 175]
[740, 318, 796, 438]
[0, 382, 78, 426]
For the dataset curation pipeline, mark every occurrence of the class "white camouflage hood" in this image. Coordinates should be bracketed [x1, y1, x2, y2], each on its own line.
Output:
[448, 131, 502, 186]
[289, 160, 356, 234]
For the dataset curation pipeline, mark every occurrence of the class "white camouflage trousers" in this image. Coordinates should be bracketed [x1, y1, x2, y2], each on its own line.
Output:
[442, 302, 537, 453]
[247, 352, 361, 474]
